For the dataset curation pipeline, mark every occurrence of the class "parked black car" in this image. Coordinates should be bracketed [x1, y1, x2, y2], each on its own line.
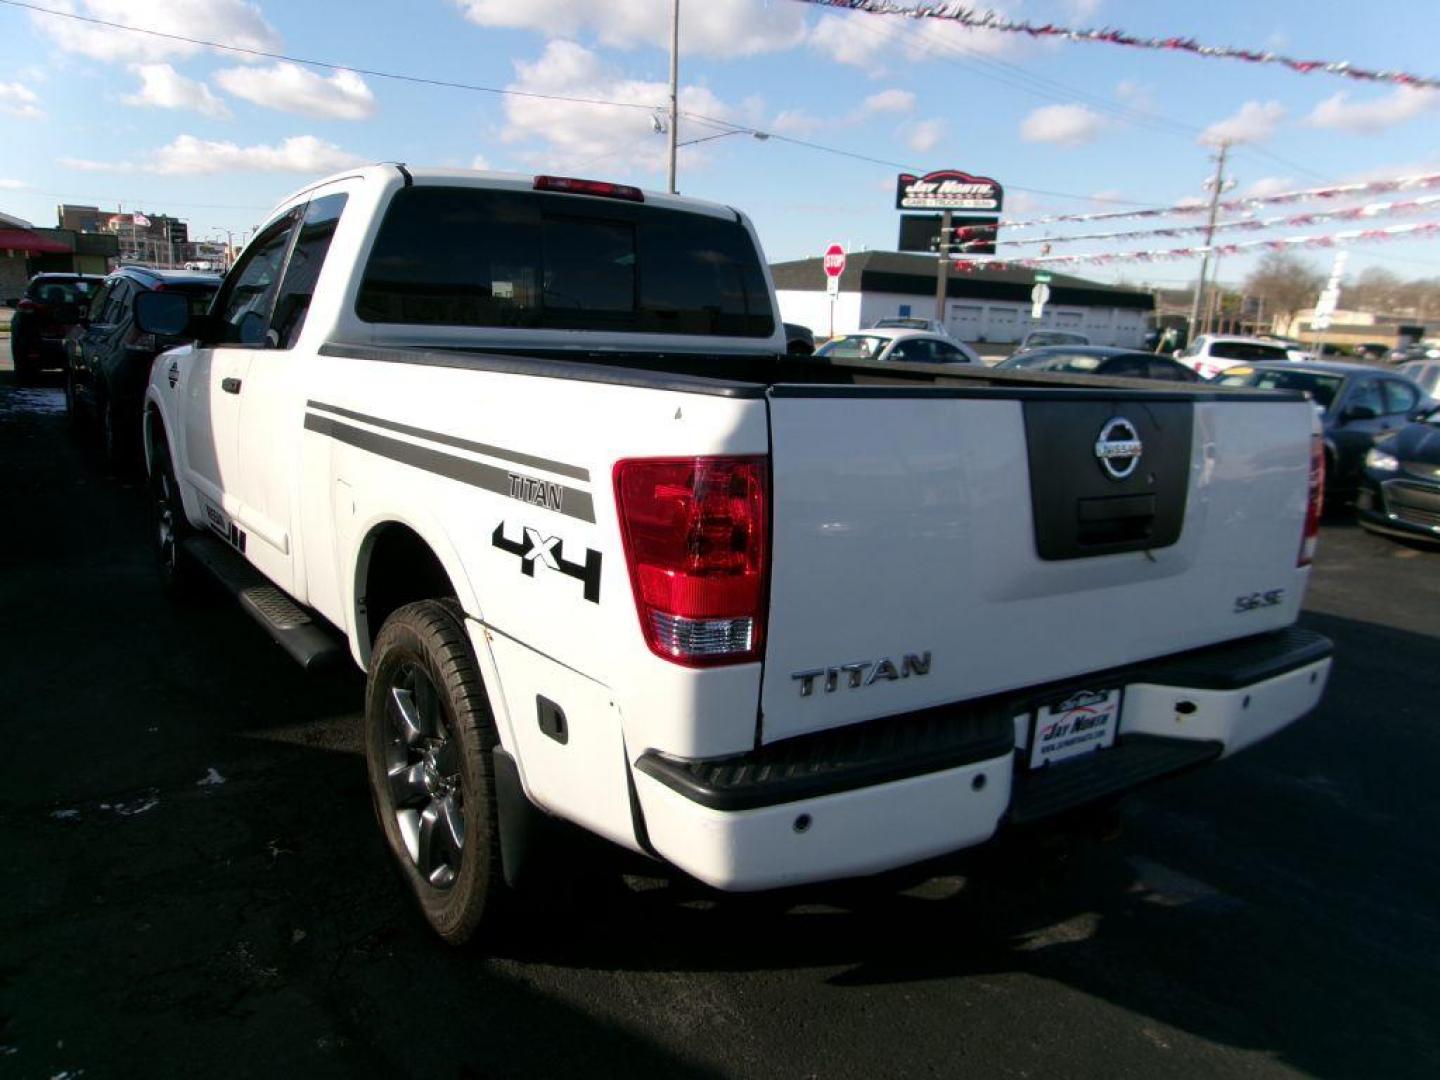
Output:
[995, 345, 1201, 382]
[1356, 402, 1440, 545]
[65, 267, 222, 466]
[1212, 361, 1427, 500]
[7, 273, 104, 382]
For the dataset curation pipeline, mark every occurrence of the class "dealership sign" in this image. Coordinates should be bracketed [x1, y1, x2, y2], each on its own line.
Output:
[895, 170, 1004, 212]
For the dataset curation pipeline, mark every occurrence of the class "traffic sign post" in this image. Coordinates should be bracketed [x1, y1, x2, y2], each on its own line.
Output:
[1030, 282, 1051, 321]
[823, 243, 845, 339]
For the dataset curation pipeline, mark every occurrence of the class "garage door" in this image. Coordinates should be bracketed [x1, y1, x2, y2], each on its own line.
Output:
[947, 303, 984, 341]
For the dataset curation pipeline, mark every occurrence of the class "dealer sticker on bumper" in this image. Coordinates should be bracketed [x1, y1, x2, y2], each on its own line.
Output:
[1029, 688, 1120, 769]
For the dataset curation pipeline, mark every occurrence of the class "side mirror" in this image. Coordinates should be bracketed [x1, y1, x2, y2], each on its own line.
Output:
[134, 290, 192, 338]
[1344, 404, 1378, 422]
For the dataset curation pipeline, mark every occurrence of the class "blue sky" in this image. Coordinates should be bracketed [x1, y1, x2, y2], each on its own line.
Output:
[2, 0, 1438, 289]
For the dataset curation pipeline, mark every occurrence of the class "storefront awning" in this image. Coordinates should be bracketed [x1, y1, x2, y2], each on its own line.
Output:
[0, 228, 72, 255]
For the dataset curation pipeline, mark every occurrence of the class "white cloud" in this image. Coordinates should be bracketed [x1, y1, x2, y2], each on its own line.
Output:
[1201, 100, 1285, 145]
[1306, 87, 1439, 134]
[1245, 176, 1295, 198]
[470, 154, 493, 170]
[1063, 0, 1103, 16]
[499, 41, 743, 175]
[61, 134, 365, 175]
[0, 178, 27, 190]
[770, 108, 823, 135]
[454, 0, 806, 58]
[809, 14, 873, 68]
[0, 82, 43, 120]
[32, 0, 281, 63]
[122, 63, 228, 117]
[1115, 79, 1154, 113]
[214, 62, 376, 120]
[852, 89, 915, 121]
[906, 118, 946, 154]
[1021, 104, 1108, 146]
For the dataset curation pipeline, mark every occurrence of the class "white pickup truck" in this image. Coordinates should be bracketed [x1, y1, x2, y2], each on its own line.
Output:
[136, 165, 1333, 943]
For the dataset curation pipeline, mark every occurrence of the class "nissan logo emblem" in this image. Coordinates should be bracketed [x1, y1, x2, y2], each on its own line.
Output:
[1095, 417, 1142, 480]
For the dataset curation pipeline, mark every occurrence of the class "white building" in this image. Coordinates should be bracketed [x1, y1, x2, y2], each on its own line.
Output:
[773, 251, 1153, 347]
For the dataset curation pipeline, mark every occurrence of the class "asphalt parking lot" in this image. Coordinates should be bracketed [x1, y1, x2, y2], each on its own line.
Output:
[1, 372, 1437, 1080]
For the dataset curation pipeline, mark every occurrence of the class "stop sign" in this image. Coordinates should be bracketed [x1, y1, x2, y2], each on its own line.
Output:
[823, 243, 846, 279]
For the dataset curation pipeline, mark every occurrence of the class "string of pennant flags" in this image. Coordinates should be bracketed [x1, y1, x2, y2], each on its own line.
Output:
[791, 0, 1440, 90]
[959, 194, 1440, 248]
[949, 220, 1440, 273]
[954, 173, 1440, 233]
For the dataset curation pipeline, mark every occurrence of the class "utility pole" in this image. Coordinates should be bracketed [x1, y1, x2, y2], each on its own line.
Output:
[934, 209, 952, 321]
[1187, 140, 1230, 343]
[666, 0, 679, 194]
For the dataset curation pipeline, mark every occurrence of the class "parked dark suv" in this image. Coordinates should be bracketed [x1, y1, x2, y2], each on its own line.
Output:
[65, 266, 222, 466]
[8, 273, 104, 382]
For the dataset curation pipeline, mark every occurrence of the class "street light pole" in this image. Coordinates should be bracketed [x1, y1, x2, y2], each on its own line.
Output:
[1187, 140, 1230, 343]
[667, 0, 680, 194]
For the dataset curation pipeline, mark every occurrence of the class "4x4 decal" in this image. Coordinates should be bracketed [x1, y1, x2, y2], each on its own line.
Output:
[492, 522, 601, 603]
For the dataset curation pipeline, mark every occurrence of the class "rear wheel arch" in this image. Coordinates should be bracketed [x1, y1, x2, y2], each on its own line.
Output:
[354, 519, 480, 669]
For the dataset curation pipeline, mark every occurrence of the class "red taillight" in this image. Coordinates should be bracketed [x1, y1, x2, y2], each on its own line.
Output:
[614, 456, 769, 666]
[17, 298, 40, 313]
[1299, 434, 1324, 567]
[534, 175, 645, 202]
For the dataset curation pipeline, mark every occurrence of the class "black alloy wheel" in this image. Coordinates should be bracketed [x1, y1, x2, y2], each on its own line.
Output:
[365, 600, 503, 944]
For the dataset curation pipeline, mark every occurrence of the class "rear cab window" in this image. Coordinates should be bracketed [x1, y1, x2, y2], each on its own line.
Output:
[355, 186, 774, 338]
[1209, 341, 1289, 362]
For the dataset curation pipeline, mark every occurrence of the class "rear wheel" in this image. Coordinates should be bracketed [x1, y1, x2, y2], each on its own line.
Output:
[365, 600, 504, 944]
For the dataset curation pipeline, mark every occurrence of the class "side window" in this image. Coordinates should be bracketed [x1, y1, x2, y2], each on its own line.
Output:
[270, 192, 348, 350]
[932, 342, 965, 363]
[210, 212, 300, 346]
[85, 281, 115, 323]
[1383, 380, 1419, 415]
[1102, 356, 1147, 378]
[1347, 378, 1384, 415]
[1149, 358, 1195, 381]
[100, 280, 131, 326]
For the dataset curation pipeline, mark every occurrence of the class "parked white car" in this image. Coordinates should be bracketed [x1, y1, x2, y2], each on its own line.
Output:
[136, 165, 1332, 943]
[1179, 334, 1295, 380]
[817, 328, 982, 365]
[868, 316, 954, 337]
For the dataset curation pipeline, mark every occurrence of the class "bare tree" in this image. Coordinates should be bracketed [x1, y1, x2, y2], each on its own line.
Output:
[1348, 266, 1403, 312]
[1243, 251, 1325, 327]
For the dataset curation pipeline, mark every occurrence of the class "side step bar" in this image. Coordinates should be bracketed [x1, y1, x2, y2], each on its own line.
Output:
[181, 535, 346, 671]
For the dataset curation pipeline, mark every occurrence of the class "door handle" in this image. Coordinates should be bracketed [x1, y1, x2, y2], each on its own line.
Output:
[221, 377, 242, 395]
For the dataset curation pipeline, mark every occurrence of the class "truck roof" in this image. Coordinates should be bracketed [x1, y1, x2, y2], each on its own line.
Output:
[275, 163, 742, 222]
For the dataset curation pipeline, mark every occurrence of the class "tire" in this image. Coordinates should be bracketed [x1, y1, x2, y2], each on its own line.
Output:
[365, 600, 504, 945]
[101, 397, 132, 473]
[147, 431, 197, 595]
[64, 370, 81, 430]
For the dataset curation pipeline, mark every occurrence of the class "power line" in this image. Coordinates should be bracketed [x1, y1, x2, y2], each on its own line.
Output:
[1, 0, 666, 113]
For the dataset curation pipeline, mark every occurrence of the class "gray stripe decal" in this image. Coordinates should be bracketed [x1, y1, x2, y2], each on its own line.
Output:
[306, 399, 590, 482]
[304, 413, 596, 523]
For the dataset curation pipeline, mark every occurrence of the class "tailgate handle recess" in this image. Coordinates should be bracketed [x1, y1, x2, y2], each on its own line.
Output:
[1076, 494, 1156, 547]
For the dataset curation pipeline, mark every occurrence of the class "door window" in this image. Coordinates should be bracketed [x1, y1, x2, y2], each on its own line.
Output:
[1346, 378, 1384, 416]
[100, 280, 132, 326]
[270, 193, 349, 349]
[1382, 380, 1420, 416]
[84, 280, 116, 324]
[931, 341, 968, 363]
[210, 212, 300, 346]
